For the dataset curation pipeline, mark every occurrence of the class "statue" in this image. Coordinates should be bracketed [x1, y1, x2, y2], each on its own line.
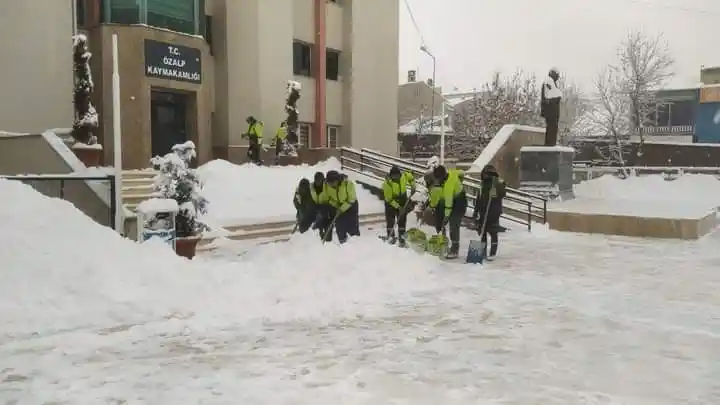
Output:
[540, 68, 562, 146]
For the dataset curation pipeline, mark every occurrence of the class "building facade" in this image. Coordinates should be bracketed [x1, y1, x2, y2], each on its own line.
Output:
[0, 0, 399, 168]
[643, 67, 720, 144]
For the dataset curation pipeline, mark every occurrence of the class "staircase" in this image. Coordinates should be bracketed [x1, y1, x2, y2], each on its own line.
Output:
[197, 212, 386, 251]
[121, 169, 156, 213]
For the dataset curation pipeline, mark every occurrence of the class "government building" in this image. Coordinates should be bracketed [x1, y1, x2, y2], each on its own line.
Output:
[0, 0, 399, 168]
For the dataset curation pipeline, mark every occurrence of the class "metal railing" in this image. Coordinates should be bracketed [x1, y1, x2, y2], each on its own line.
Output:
[0, 174, 117, 227]
[339, 147, 547, 231]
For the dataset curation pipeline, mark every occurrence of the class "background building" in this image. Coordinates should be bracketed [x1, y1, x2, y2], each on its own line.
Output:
[0, 0, 399, 168]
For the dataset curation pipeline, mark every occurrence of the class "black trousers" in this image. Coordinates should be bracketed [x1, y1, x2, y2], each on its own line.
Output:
[434, 192, 467, 252]
[480, 229, 499, 256]
[384, 203, 408, 237]
[248, 136, 261, 163]
[275, 139, 283, 158]
[296, 210, 315, 233]
[334, 202, 360, 243]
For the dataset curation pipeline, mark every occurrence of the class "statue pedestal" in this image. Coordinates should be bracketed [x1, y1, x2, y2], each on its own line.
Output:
[518, 146, 575, 200]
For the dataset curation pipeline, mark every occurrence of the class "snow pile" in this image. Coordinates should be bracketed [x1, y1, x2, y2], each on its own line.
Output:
[554, 174, 720, 217]
[575, 174, 720, 205]
[0, 179, 440, 342]
[197, 157, 384, 225]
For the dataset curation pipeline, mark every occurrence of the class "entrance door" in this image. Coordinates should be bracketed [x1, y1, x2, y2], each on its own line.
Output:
[151, 90, 188, 157]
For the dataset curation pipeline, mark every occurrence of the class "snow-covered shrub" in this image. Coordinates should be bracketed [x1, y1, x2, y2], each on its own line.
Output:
[71, 34, 99, 146]
[285, 80, 301, 149]
[150, 141, 208, 237]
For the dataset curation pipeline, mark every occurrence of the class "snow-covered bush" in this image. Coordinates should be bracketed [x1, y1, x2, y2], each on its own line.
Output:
[285, 80, 302, 151]
[71, 34, 99, 146]
[149, 141, 208, 237]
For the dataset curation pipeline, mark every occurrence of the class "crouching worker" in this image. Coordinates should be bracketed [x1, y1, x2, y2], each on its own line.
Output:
[382, 166, 416, 246]
[474, 164, 506, 259]
[430, 165, 467, 258]
[293, 178, 316, 233]
[323, 170, 360, 243]
[310, 171, 329, 239]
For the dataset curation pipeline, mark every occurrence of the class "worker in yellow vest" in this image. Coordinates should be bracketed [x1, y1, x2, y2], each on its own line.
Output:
[272, 121, 287, 164]
[381, 165, 416, 246]
[244, 116, 264, 165]
[429, 165, 467, 258]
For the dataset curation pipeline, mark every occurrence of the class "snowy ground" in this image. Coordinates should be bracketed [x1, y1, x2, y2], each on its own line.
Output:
[551, 174, 720, 217]
[197, 158, 384, 226]
[1, 179, 719, 404]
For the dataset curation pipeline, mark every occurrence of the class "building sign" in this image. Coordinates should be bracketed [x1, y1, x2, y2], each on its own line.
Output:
[700, 86, 720, 103]
[144, 39, 201, 84]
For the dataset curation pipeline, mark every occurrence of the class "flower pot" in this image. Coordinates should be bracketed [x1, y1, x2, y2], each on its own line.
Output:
[72, 144, 103, 167]
[175, 235, 200, 259]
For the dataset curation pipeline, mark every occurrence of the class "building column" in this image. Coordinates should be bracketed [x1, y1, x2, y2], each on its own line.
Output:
[312, 0, 326, 148]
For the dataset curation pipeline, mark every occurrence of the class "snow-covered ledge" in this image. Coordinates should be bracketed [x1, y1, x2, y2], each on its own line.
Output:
[42, 130, 133, 219]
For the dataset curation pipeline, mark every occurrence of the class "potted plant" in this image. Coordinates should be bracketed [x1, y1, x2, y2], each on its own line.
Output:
[71, 34, 102, 166]
[150, 141, 208, 259]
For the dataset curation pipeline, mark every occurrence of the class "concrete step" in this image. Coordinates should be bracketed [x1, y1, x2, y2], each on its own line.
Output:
[223, 212, 385, 233]
[122, 184, 154, 194]
[123, 194, 152, 206]
[122, 170, 157, 179]
[197, 220, 386, 252]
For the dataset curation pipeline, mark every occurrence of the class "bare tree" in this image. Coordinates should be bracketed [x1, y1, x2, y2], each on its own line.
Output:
[558, 76, 589, 145]
[582, 31, 675, 173]
[451, 70, 542, 161]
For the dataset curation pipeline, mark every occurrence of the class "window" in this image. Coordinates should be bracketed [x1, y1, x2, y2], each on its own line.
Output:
[102, 0, 141, 24]
[147, 0, 196, 35]
[101, 0, 204, 35]
[298, 123, 312, 148]
[656, 103, 670, 127]
[326, 126, 340, 148]
[75, 0, 86, 27]
[293, 41, 312, 76]
[669, 101, 694, 126]
[326, 49, 340, 80]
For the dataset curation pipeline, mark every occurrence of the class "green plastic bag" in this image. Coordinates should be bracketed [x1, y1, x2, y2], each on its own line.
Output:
[426, 234, 448, 257]
[406, 227, 427, 253]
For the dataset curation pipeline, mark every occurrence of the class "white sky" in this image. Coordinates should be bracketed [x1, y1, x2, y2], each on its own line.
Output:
[399, 0, 720, 93]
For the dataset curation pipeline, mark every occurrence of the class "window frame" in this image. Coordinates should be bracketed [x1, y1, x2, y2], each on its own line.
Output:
[101, 0, 203, 36]
[326, 48, 340, 81]
[326, 125, 340, 148]
[298, 122, 312, 148]
[293, 41, 313, 77]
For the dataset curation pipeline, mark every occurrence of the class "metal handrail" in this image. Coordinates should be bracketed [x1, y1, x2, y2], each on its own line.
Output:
[340, 147, 548, 230]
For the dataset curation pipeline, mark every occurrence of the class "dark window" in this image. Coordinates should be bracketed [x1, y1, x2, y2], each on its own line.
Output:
[147, 0, 196, 34]
[656, 103, 670, 127]
[101, 0, 204, 36]
[326, 49, 340, 80]
[76, 0, 86, 27]
[102, 0, 141, 24]
[669, 101, 694, 126]
[293, 41, 312, 76]
[204, 15, 213, 53]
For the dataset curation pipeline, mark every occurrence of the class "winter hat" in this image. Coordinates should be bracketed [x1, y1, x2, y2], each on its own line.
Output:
[427, 156, 440, 169]
[389, 166, 401, 177]
[326, 170, 341, 183]
[482, 164, 498, 175]
[313, 171, 324, 183]
[433, 165, 447, 180]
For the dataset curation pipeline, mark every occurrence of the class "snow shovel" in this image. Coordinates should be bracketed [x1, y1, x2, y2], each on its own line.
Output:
[321, 212, 339, 243]
[467, 202, 491, 264]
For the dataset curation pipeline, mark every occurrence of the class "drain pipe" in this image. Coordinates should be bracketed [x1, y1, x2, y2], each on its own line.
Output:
[313, 0, 326, 148]
[112, 33, 124, 234]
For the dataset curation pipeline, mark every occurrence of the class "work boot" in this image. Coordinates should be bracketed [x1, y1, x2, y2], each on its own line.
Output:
[386, 229, 396, 244]
[487, 242, 498, 261]
[398, 233, 407, 248]
[446, 242, 459, 259]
